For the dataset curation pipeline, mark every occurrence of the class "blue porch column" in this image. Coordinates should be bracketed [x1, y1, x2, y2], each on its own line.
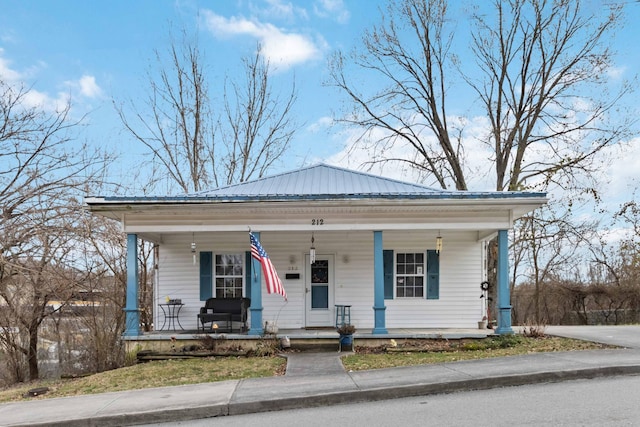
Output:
[495, 229, 513, 334]
[123, 233, 140, 336]
[372, 231, 388, 334]
[248, 232, 264, 335]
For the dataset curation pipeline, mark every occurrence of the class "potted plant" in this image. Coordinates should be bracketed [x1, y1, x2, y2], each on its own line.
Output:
[337, 323, 356, 346]
[478, 316, 488, 329]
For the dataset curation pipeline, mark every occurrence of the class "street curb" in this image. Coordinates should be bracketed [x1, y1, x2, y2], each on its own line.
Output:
[14, 365, 640, 427]
[228, 365, 640, 415]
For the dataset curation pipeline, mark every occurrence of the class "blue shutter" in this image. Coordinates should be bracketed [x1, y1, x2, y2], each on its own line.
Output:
[245, 251, 252, 298]
[383, 249, 394, 299]
[200, 251, 213, 301]
[426, 250, 439, 299]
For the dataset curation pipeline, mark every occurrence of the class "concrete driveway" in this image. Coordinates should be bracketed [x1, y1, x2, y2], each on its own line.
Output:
[545, 325, 640, 349]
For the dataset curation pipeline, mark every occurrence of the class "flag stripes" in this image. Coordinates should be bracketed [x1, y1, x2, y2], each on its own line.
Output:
[249, 232, 287, 301]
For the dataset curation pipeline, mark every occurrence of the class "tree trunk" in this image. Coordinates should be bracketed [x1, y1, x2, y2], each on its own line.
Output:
[28, 323, 39, 380]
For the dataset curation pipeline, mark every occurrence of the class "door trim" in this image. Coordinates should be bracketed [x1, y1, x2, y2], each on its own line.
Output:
[304, 254, 334, 327]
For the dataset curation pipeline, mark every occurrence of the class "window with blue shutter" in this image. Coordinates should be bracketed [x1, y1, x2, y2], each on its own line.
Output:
[199, 251, 213, 301]
[426, 250, 440, 299]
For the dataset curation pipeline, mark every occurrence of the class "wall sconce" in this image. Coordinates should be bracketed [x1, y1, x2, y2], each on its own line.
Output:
[310, 233, 316, 264]
[191, 233, 197, 265]
[289, 255, 296, 264]
[435, 233, 443, 255]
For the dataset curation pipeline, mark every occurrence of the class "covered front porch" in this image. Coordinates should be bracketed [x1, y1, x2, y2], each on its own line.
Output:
[85, 164, 547, 344]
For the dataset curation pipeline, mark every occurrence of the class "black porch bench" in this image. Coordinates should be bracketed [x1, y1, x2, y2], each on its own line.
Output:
[197, 298, 250, 333]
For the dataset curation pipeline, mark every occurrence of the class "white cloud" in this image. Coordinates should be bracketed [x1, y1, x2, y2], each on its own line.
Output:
[202, 10, 323, 70]
[323, 112, 639, 210]
[0, 48, 68, 110]
[607, 65, 626, 80]
[78, 75, 103, 98]
[251, 0, 309, 22]
[0, 49, 100, 112]
[598, 138, 640, 204]
[313, 0, 350, 24]
[306, 116, 333, 133]
[324, 114, 497, 189]
[0, 48, 22, 82]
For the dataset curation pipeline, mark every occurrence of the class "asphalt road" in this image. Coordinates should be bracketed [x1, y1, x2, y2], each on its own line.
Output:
[545, 325, 640, 349]
[144, 374, 640, 426]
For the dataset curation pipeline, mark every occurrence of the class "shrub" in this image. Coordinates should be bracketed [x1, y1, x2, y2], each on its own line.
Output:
[522, 323, 546, 338]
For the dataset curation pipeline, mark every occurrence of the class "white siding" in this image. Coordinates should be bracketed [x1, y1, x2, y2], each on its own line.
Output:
[156, 230, 484, 330]
[384, 231, 483, 328]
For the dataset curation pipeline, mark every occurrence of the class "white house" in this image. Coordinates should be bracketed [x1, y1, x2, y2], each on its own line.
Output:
[85, 164, 547, 337]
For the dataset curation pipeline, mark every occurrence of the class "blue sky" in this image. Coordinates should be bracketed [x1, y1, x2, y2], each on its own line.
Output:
[1, 0, 639, 214]
[0, 0, 381, 184]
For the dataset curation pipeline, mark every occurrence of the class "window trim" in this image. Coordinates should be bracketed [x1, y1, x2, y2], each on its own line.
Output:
[213, 253, 245, 299]
[394, 251, 426, 299]
[383, 249, 440, 300]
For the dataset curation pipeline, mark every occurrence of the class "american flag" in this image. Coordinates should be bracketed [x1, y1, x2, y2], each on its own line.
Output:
[250, 232, 287, 301]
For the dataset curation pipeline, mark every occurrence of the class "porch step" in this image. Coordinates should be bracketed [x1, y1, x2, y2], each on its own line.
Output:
[286, 337, 345, 352]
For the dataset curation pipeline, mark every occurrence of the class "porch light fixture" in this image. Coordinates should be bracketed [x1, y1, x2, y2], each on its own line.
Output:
[310, 233, 316, 264]
[435, 233, 443, 255]
[191, 233, 197, 265]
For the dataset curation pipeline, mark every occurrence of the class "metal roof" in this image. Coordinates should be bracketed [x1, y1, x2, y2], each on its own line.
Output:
[193, 163, 443, 198]
[92, 163, 547, 202]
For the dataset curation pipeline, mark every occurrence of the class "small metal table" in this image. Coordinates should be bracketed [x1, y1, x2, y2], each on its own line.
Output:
[159, 303, 185, 331]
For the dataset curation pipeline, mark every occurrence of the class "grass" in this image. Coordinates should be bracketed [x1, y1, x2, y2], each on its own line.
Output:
[0, 356, 286, 403]
[0, 335, 613, 403]
[342, 335, 614, 371]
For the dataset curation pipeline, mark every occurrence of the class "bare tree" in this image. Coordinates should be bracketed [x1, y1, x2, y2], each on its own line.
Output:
[72, 211, 128, 373]
[510, 201, 596, 323]
[215, 45, 297, 185]
[468, 0, 631, 192]
[115, 30, 212, 194]
[329, 0, 632, 193]
[0, 80, 109, 381]
[116, 32, 298, 193]
[329, 0, 466, 189]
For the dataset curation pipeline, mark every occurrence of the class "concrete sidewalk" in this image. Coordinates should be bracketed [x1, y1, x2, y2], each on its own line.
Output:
[2, 328, 640, 426]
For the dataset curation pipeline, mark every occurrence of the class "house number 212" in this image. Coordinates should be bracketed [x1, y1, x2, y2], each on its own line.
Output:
[311, 219, 324, 225]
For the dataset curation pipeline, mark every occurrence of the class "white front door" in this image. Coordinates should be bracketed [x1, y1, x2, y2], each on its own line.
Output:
[305, 255, 334, 327]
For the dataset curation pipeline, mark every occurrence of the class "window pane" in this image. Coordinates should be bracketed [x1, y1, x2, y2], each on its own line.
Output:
[395, 252, 425, 299]
[311, 285, 328, 308]
[215, 253, 243, 298]
[311, 262, 328, 284]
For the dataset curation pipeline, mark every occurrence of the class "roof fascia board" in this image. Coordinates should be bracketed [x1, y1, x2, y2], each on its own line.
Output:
[86, 197, 548, 213]
[123, 221, 514, 233]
